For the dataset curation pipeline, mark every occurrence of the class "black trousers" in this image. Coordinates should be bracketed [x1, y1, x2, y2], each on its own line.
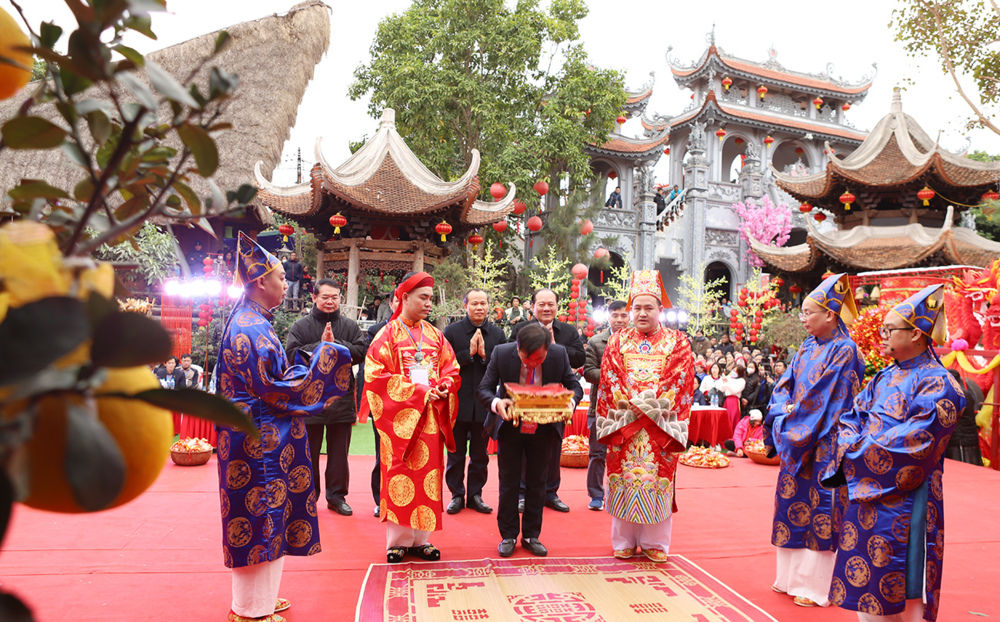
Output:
[445, 420, 490, 500]
[519, 422, 563, 501]
[306, 421, 352, 503]
[586, 413, 606, 501]
[498, 423, 556, 540]
[371, 416, 380, 505]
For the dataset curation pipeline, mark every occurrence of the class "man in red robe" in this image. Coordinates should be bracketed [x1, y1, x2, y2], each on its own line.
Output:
[359, 271, 461, 564]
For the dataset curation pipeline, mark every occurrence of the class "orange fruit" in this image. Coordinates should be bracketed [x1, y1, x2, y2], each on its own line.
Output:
[0, 7, 31, 100]
[12, 366, 174, 513]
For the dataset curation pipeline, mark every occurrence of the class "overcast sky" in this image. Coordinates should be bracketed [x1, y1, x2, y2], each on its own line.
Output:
[6, 0, 1000, 187]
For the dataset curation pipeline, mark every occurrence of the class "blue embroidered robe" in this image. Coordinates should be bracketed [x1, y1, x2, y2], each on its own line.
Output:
[216, 299, 352, 568]
[821, 350, 963, 621]
[764, 324, 863, 551]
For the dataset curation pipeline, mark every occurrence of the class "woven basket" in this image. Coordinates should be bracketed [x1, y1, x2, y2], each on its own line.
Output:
[560, 451, 588, 468]
[171, 449, 212, 466]
[745, 448, 780, 466]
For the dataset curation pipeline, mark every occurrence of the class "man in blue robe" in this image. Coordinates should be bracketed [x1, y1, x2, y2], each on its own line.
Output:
[217, 232, 352, 622]
[764, 273, 864, 607]
[821, 285, 964, 622]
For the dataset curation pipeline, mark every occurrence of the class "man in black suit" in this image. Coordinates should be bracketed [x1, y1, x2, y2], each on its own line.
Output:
[443, 288, 506, 515]
[509, 288, 585, 512]
[356, 297, 395, 518]
[477, 323, 583, 558]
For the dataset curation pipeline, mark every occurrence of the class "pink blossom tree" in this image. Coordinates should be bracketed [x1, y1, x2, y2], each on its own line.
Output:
[732, 196, 793, 267]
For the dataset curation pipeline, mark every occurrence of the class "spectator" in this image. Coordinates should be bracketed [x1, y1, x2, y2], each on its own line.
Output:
[720, 297, 732, 319]
[186, 240, 206, 273]
[604, 185, 623, 209]
[721, 363, 746, 430]
[668, 184, 680, 202]
[946, 370, 983, 466]
[690, 328, 709, 357]
[699, 363, 726, 407]
[724, 408, 765, 456]
[708, 336, 718, 351]
[177, 353, 201, 389]
[740, 361, 763, 418]
[367, 297, 381, 321]
[505, 296, 528, 332]
[719, 333, 735, 355]
[282, 251, 305, 307]
[154, 356, 185, 389]
[653, 186, 667, 212]
[376, 296, 392, 322]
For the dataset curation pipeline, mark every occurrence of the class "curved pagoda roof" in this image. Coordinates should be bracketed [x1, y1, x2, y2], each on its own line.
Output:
[622, 73, 655, 117]
[670, 90, 867, 144]
[586, 129, 670, 161]
[255, 108, 516, 238]
[668, 43, 874, 100]
[774, 90, 1000, 216]
[749, 206, 1000, 274]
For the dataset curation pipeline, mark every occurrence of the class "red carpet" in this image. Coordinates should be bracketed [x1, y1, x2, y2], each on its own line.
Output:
[2, 453, 998, 621]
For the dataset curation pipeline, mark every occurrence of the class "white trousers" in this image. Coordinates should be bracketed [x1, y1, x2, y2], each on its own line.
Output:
[774, 547, 836, 606]
[610, 516, 673, 553]
[232, 557, 284, 618]
[386, 522, 431, 549]
[857, 600, 925, 622]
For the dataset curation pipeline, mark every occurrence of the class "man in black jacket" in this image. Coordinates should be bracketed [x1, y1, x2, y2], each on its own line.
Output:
[285, 279, 366, 516]
[357, 297, 395, 517]
[477, 323, 583, 557]
[443, 288, 506, 515]
[509, 288, 585, 512]
[282, 251, 305, 308]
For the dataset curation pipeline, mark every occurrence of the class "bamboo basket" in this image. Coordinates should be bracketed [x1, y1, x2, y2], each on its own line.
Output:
[171, 449, 212, 466]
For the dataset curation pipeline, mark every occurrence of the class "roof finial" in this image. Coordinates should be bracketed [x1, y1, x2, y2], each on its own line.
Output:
[891, 87, 902, 113]
[380, 108, 396, 129]
[707, 24, 716, 46]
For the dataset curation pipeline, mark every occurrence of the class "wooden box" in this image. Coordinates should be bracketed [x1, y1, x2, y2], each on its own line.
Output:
[504, 383, 574, 424]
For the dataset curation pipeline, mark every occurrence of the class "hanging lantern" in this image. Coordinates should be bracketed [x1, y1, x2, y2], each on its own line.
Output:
[715, 128, 726, 141]
[983, 190, 1000, 203]
[571, 263, 588, 279]
[795, 147, 804, 155]
[814, 212, 827, 222]
[789, 285, 802, 294]
[842, 102, 851, 111]
[490, 183, 506, 200]
[526, 215, 543, 233]
[493, 220, 508, 234]
[468, 232, 484, 250]
[512, 200, 527, 215]
[608, 171, 618, 180]
[435, 220, 452, 242]
[730, 309, 738, 317]
[579, 220, 594, 235]
[812, 96, 824, 109]
[763, 135, 774, 147]
[663, 146, 670, 155]
[740, 287, 748, 296]
[533, 181, 549, 196]
[917, 186, 936, 206]
[839, 190, 856, 211]
[278, 223, 294, 242]
[594, 248, 609, 260]
[329, 212, 347, 235]
[757, 85, 768, 99]
[799, 201, 813, 213]
[773, 277, 785, 288]
[734, 137, 744, 146]
[558, 315, 567, 323]
[616, 115, 627, 125]
[722, 76, 733, 90]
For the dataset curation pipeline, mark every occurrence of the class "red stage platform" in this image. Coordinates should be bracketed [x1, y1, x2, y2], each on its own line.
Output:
[2, 453, 998, 621]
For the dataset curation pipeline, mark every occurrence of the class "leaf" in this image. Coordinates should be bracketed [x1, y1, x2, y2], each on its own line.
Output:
[63, 400, 126, 512]
[206, 179, 225, 211]
[112, 44, 144, 67]
[61, 142, 89, 168]
[127, 389, 259, 438]
[38, 21, 64, 48]
[145, 60, 199, 108]
[126, 0, 167, 14]
[234, 184, 257, 206]
[214, 31, 232, 54]
[90, 310, 173, 368]
[73, 178, 96, 202]
[86, 110, 112, 146]
[0, 298, 89, 388]
[59, 65, 93, 96]
[117, 72, 159, 111]
[173, 181, 201, 215]
[1, 117, 67, 150]
[7, 180, 70, 201]
[177, 124, 218, 177]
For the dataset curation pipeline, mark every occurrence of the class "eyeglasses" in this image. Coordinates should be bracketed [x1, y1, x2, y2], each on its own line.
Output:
[797, 310, 819, 321]
[879, 326, 914, 339]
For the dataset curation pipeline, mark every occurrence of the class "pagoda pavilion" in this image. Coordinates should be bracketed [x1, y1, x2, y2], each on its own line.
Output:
[750, 89, 1000, 284]
[254, 108, 516, 316]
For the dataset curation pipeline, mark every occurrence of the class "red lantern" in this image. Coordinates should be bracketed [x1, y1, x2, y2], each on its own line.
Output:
[490, 183, 506, 200]
[435, 220, 452, 242]
[814, 212, 827, 222]
[571, 278, 581, 285]
[734, 137, 744, 145]
[493, 220, 508, 234]
[616, 115, 627, 125]
[329, 213, 347, 235]
[568, 301, 578, 310]
[559, 315, 567, 323]
[917, 186, 935, 206]
[570, 284, 580, 294]
[663, 146, 670, 155]
[586, 329, 594, 338]
[840, 190, 856, 211]
[579, 220, 594, 236]
[812, 96, 824, 109]
[571, 264, 588, 279]
[799, 201, 813, 213]
[608, 171, 618, 180]
[468, 233, 484, 250]
[842, 102, 851, 111]
[789, 285, 802, 294]
[763, 136, 774, 148]
[795, 147, 804, 155]
[202, 257, 213, 266]
[730, 309, 738, 317]
[982, 190, 999, 202]
[722, 76, 733, 90]
[512, 200, 527, 215]
[715, 128, 726, 141]
[594, 248, 609, 260]
[737, 299, 747, 307]
[740, 287, 748, 296]
[278, 223, 294, 242]
[757, 85, 768, 99]
[773, 277, 785, 288]
[533, 181, 549, 196]
[730, 322, 738, 329]
[526, 216, 543, 233]
[198, 318, 209, 327]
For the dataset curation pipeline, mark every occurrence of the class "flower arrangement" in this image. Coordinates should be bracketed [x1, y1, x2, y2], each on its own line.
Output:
[170, 438, 213, 453]
[850, 306, 892, 384]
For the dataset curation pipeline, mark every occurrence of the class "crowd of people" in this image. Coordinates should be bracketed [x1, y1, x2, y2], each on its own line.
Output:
[211, 237, 967, 622]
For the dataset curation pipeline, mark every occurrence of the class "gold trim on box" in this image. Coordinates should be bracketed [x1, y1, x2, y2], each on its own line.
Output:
[504, 383, 574, 424]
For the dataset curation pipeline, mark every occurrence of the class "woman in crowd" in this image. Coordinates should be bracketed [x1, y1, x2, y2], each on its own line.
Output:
[699, 363, 726, 407]
[740, 360, 763, 418]
[724, 408, 765, 457]
[721, 363, 746, 430]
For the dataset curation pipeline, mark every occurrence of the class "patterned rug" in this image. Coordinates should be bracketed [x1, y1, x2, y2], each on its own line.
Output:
[356, 555, 776, 621]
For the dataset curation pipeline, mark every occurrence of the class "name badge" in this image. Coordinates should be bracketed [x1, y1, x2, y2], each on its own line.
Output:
[409, 365, 430, 386]
[520, 421, 538, 434]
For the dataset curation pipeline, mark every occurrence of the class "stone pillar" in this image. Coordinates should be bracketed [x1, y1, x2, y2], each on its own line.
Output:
[739, 141, 764, 200]
[413, 245, 425, 272]
[684, 140, 711, 279]
[315, 240, 326, 280]
[345, 240, 360, 319]
[636, 164, 657, 270]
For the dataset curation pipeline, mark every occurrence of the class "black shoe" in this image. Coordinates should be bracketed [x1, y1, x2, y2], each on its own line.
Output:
[328, 500, 353, 516]
[446, 497, 464, 515]
[373, 505, 380, 518]
[498, 538, 516, 558]
[521, 538, 548, 557]
[544, 498, 570, 513]
[467, 495, 492, 514]
[408, 543, 441, 561]
[387, 547, 406, 563]
[517, 498, 524, 513]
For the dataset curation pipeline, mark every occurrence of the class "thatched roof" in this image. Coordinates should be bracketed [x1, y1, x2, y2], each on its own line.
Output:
[0, 0, 332, 231]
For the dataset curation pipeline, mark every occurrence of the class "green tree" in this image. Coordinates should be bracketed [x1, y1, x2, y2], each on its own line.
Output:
[966, 150, 1000, 240]
[349, 0, 626, 204]
[94, 221, 178, 286]
[467, 240, 509, 304]
[892, 1, 1000, 134]
[676, 260, 726, 335]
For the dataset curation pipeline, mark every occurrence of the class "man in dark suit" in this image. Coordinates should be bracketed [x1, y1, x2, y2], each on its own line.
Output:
[356, 298, 395, 518]
[509, 288, 585, 512]
[477, 323, 583, 558]
[443, 288, 506, 514]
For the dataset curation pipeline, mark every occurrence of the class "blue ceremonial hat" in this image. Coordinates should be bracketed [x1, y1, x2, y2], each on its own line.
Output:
[806, 273, 858, 325]
[235, 231, 280, 286]
[891, 284, 947, 345]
